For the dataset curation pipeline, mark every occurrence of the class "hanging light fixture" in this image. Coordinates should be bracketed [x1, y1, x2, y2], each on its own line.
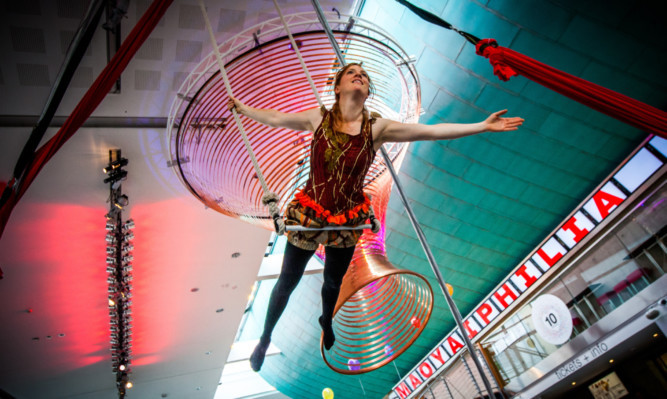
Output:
[102, 148, 134, 397]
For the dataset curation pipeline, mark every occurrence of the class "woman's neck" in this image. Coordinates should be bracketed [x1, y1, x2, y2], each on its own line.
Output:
[338, 95, 365, 123]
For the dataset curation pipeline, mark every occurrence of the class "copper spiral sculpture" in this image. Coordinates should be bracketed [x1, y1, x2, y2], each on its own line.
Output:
[167, 12, 433, 374]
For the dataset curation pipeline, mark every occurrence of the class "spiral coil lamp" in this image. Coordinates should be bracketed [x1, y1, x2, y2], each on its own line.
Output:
[167, 12, 434, 374]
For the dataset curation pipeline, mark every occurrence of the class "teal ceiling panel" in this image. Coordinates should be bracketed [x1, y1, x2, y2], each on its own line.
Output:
[442, 0, 520, 45]
[510, 29, 590, 75]
[581, 61, 661, 105]
[462, 162, 528, 200]
[628, 47, 667, 88]
[505, 154, 590, 195]
[479, 187, 543, 226]
[518, 183, 579, 217]
[487, 0, 570, 41]
[418, 76, 440, 110]
[596, 134, 638, 163]
[537, 113, 610, 153]
[559, 16, 642, 70]
[424, 167, 488, 206]
[474, 84, 551, 131]
[520, 80, 596, 121]
[397, 154, 435, 185]
[399, 10, 465, 61]
[445, 136, 514, 171]
[418, 57, 486, 103]
[554, 0, 630, 26]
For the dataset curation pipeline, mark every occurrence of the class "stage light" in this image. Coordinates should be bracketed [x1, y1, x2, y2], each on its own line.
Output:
[125, 382, 133, 389]
[122, 255, 133, 262]
[105, 235, 116, 244]
[123, 219, 135, 229]
[106, 222, 116, 231]
[103, 158, 128, 174]
[107, 266, 116, 273]
[119, 364, 126, 371]
[106, 247, 116, 255]
[122, 244, 134, 253]
[123, 233, 134, 242]
[123, 265, 133, 272]
[114, 195, 129, 209]
[103, 169, 128, 184]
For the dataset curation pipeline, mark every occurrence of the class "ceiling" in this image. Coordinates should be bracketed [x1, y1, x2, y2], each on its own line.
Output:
[1, 1, 666, 399]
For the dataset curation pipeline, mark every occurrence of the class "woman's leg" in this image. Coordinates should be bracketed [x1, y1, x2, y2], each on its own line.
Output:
[319, 245, 356, 350]
[250, 241, 315, 371]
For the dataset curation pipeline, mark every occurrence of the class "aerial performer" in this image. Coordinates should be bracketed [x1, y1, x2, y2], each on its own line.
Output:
[228, 63, 524, 372]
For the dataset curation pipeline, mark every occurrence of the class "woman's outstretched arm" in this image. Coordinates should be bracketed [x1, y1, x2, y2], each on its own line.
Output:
[228, 97, 322, 132]
[373, 110, 524, 147]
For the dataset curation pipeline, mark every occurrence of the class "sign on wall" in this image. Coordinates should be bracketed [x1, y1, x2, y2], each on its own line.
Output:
[391, 137, 666, 399]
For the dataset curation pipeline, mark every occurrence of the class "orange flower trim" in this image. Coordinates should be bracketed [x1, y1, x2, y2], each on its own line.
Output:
[294, 190, 370, 225]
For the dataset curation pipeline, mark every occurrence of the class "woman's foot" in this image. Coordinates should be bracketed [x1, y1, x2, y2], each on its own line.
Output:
[319, 316, 335, 350]
[249, 339, 270, 372]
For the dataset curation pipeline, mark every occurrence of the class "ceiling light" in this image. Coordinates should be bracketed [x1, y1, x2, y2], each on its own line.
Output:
[125, 382, 133, 389]
[609, 359, 614, 363]
[103, 158, 128, 174]
[571, 382, 576, 386]
[114, 195, 129, 209]
[103, 169, 128, 184]
[654, 333, 659, 338]
[119, 364, 126, 371]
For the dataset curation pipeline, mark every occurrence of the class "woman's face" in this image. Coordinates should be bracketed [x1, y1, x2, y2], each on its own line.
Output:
[334, 64, 371, 100]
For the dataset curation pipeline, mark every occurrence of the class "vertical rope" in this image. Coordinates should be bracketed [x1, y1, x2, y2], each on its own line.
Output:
[197, 0, 271, 197]
[273, 0, 324, 108]
[197, 0, 284, 233]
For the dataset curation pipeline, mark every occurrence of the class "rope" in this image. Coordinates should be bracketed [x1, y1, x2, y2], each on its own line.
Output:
[197, 0, 284, 234]
[273, 0, 324, 109]
[394, 0, 480, 45]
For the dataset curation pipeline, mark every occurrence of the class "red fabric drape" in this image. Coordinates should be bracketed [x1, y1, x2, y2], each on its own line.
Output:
[0, 0, 173, 239]
[475, 38, 667, 138]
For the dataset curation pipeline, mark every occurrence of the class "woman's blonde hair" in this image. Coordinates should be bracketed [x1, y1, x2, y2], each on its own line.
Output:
[330, 63, 375, 132]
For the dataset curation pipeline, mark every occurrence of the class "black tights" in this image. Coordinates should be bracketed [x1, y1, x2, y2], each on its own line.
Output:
[259, 242, 355, 344]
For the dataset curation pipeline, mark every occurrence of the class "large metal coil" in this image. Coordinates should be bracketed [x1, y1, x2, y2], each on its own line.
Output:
[322, 171, 434, 374]
[167, 12, 433, 374]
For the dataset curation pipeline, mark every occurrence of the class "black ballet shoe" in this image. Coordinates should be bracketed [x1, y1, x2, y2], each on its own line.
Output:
[319, 316, 335, 350]
[250, 339, 270, 372]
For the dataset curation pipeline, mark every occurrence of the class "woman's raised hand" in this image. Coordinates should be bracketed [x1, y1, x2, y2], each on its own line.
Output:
[484, 109, 524, 132]
[227, 97, 243, 115]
